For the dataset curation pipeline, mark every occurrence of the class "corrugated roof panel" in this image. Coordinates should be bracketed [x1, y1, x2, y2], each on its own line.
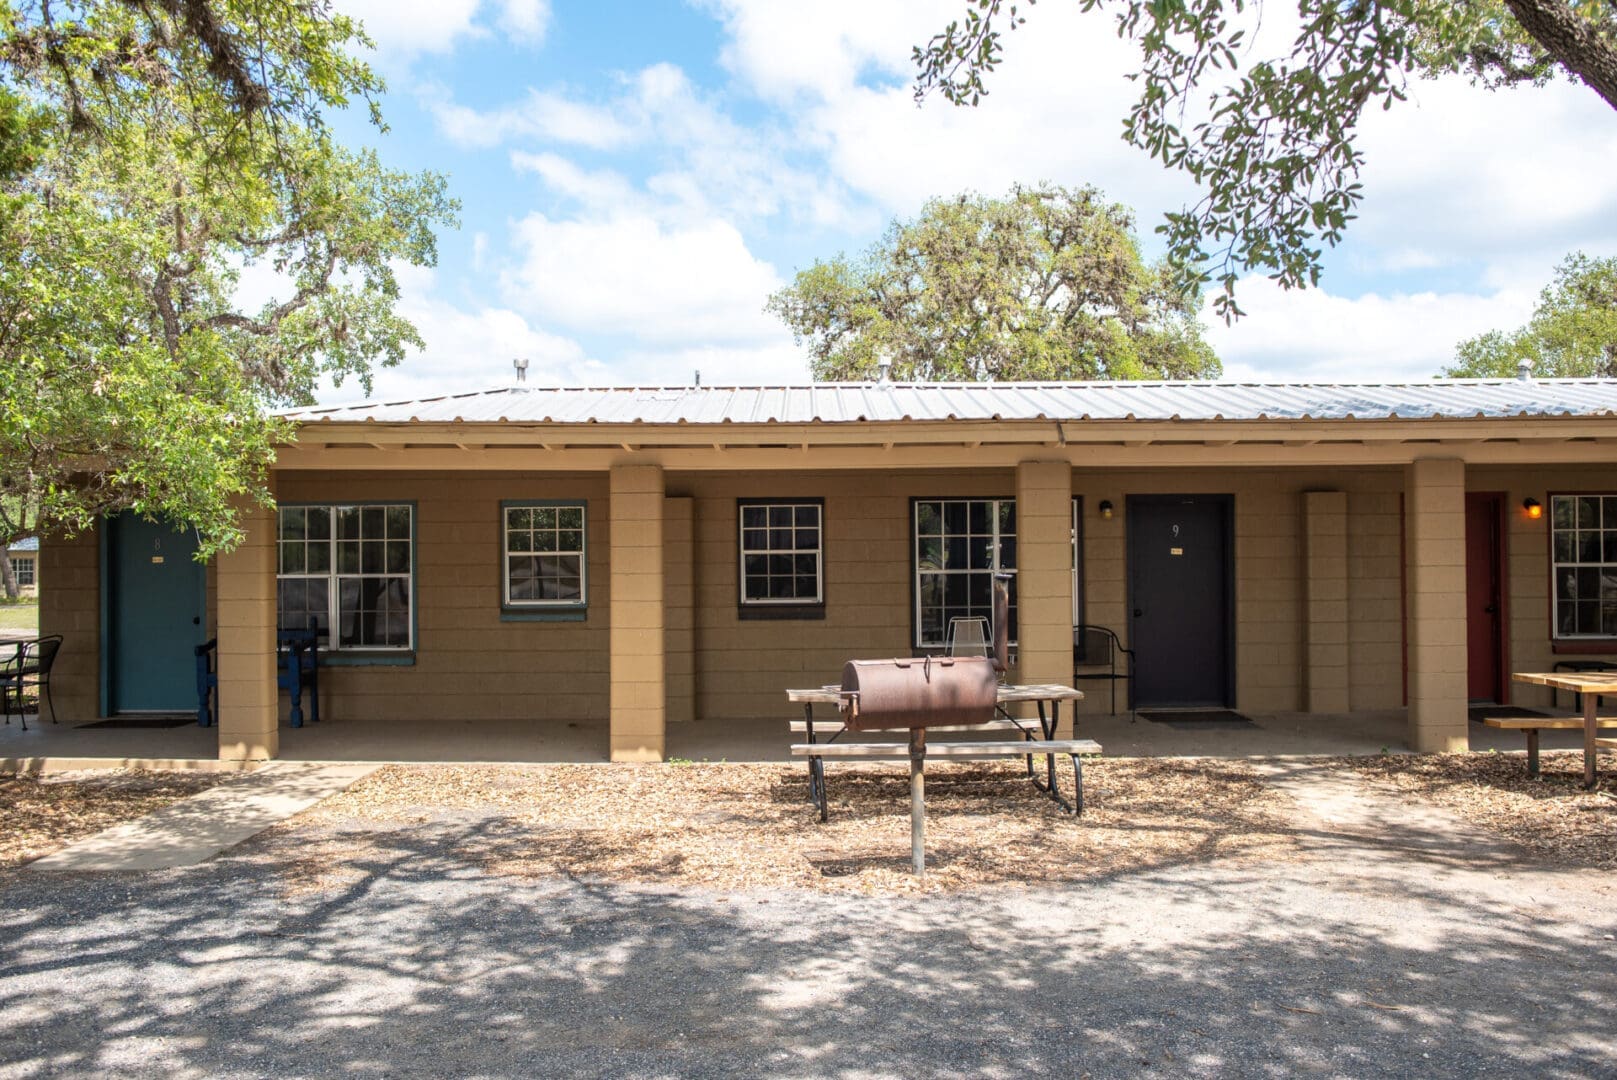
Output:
[280, 380, 1617, 426]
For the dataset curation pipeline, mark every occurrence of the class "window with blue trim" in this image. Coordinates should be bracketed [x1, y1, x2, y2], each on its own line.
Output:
[504, 503, 586, 609]
[277, 504, 413, 649]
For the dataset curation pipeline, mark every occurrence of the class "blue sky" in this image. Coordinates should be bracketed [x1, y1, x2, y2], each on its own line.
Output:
[310, 0, 1617, 404]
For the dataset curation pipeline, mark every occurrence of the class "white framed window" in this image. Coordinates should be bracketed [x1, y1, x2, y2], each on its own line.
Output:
[913, 498, 1017, 649]
[738, 500, 823, 608]
[277, 504, 413, 650]
[12, 557, 34, 587]
[1551, 493, 1617, 638]
[503, 502, 586, 609]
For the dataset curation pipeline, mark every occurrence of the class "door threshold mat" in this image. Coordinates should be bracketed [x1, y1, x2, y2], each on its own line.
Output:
[1469, 706, 1551, 721]
[79, 715, 198, 729]
[1140, 710, 1256, 729]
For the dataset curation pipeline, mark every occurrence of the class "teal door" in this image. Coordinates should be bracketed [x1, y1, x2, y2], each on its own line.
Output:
[109, 515, 206, 712]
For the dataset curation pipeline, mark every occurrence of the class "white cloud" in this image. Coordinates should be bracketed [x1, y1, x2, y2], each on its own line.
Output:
[500, 213, 787, 344]
[337, 0, 484, 58]
[496, 0, 550, 44]
[429, 89, 635, 150]
[318, 265, 607, 404]
[1204, 277, 1539, 382]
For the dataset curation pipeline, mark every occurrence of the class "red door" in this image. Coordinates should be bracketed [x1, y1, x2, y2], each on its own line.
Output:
[1464, 493, 1506, 703]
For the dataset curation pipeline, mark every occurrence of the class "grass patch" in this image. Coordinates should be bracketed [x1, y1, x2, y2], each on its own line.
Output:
[0, 600, 38, 634]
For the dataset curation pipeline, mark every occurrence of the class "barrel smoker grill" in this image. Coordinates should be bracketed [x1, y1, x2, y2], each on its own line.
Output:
[836, 576, 1011, 874]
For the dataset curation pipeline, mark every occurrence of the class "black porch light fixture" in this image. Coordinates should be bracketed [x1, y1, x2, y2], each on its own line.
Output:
[1523, 497, 1543, 520]
[1098, 500, 1114, 520]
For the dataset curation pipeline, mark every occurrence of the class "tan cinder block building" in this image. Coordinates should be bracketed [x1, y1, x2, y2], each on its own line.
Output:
[38, 378, 1617, 761]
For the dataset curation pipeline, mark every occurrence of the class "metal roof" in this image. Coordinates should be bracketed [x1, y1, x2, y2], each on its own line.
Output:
[281, 379, 1617, 426]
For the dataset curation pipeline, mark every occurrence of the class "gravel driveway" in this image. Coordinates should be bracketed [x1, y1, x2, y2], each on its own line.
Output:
[1, 763, 1614, 1078]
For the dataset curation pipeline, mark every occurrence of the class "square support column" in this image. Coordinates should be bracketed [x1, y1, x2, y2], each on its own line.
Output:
[1405, 458, 1468, 752]
[216, 498, 278, 761]
[1303, 491, 1350, 714]
[1016, 461, 1075, 733]
[610, 464, 666, 762]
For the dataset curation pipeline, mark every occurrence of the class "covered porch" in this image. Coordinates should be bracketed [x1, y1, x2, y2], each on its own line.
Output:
[33, 382, 1617, 768]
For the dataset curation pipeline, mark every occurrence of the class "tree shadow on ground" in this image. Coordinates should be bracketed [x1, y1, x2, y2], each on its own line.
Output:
[0, 810, 1613, 1078]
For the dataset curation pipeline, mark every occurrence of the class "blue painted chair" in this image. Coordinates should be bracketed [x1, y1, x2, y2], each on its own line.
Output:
[194, 620, 325, 728]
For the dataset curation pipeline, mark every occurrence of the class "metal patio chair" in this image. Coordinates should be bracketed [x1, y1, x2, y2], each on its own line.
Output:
[1073, 625, 1134, 717]
[946, 616, 992, 658]
[2, 635, 62, 730]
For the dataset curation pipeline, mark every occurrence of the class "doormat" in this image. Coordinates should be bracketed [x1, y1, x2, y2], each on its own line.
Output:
[79, 715, 197, 729]
[1468, 705, 1550, 722]
[1140, 710, 1256, 729]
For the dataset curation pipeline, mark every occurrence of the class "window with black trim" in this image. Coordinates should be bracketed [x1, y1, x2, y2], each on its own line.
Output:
[277, 504, 413, 650]
[738, 500, 823, 609]
[503, 502, 587, 609]
[913, 499, 1017, 649]
[12, 557, 33, 587]
[1552, 494, 1617, 638]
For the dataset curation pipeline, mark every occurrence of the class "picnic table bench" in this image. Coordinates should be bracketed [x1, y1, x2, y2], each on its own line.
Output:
[1478, 714, 1617, 777]
[1511, 670, 1617, 788]
[787, 684, 1098, 821]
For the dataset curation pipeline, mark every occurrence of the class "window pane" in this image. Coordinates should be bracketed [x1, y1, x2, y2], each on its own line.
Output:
[337, 540, 360, 575]
[508, 529, 532, 553]
[969, 537, 994, 569]
[508, 556, 539, 601]
[307, 541, 330, 573]
[385, 505, 410, 539]
[917, 536, 942, 570]
[769, 527, 792, 550]
[362, 541, 384, 574]
[743, 528, 767, 551]
[559, 530, 583, 553]
[768, 505, 793, 528]
[532, 507, 558, 530]
[559, 506, 584, 530]
[795, 505, 818, 528]
[998, 502, 1016, 534]
[794, 553, 817, 577]
[1552, 496, 1576, 529]
[1580, 531, 1603, 563]
[769, 554, 792, 577]
[1555, 531, 1576, 563]
[969, 502, 990, 534]
[548, 575, 582, 602]
[944, 537, 967, 569]
[1558, 601, 1577, 636]
[305, 507, 330, 540]
[386, 541, 410, 574]
[282, 543, 306, 574]
[797, 527, 819, 551]
[768, 575, 792, 599]
[742, 505, 766, 529]
[915, 502, 941, 535]
[744, 554, 767, 578]
[944, 502, 967, 533]
[1557, 568, 1578, 601]
[337, 508, 361, 540]
[281, 506, 306, 540]
[945, 575, 968, 606]
[998, 537, 1017, 569]
[743, 574, 767, 601]
[1578, 496, 1601, 529]
[534, 529, 558, 553]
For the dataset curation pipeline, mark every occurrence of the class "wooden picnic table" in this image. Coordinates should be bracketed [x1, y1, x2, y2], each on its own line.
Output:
[1511, 671, 1617, 788]
[787, 682, 1091, 819]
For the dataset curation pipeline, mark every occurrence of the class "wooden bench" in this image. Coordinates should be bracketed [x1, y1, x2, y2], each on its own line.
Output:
[1478, 715, 1617, 776]
[791, 738, 1103, 819]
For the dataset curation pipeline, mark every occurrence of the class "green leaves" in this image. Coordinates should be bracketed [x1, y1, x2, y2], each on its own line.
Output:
[766, 183, 1219, 382]
[914, 0, 1617, 321]
[1444, 252, 1617, 378]
[0, 0, 458, 554]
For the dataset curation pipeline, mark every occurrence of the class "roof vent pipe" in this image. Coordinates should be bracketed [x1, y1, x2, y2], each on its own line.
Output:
[877, 353, 892, 385]
[513, 357, 529, 384]
[694, 370, 701, 387]
[1517, 360, 1533, 382]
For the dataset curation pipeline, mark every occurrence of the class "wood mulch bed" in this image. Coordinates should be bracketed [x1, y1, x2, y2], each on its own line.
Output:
[265, 757, 1299, 894]
[1342, 750, 1617, 868]
[0, 770, 237, 869]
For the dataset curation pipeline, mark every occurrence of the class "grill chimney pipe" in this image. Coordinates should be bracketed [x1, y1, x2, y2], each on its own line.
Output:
[1517, 360, 1533, 382]
[513, 357, 529, 384]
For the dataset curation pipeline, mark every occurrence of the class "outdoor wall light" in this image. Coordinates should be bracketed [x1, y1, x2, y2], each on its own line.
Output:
[1523, 497, 1544, 520]
[1098, 500, 1114, 520]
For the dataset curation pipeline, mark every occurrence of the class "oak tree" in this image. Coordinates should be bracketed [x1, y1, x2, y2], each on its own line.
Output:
[1444, 252, 1617, 377]
[768, 183, 1218, 382]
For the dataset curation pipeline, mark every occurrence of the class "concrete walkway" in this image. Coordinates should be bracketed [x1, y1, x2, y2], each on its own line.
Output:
[27, 762, 376, 872]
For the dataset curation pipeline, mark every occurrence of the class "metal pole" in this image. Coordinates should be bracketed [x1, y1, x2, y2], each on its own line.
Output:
[910, 727, 926, 875]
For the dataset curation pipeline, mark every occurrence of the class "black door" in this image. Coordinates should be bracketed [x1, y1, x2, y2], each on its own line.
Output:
[1127, 495, 1233, 708]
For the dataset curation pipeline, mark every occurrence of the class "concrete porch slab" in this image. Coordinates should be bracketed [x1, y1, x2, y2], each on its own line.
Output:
[27, 762, 377, 872]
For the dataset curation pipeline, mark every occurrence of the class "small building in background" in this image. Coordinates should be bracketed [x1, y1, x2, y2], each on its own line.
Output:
[5, 537, 38, 597]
